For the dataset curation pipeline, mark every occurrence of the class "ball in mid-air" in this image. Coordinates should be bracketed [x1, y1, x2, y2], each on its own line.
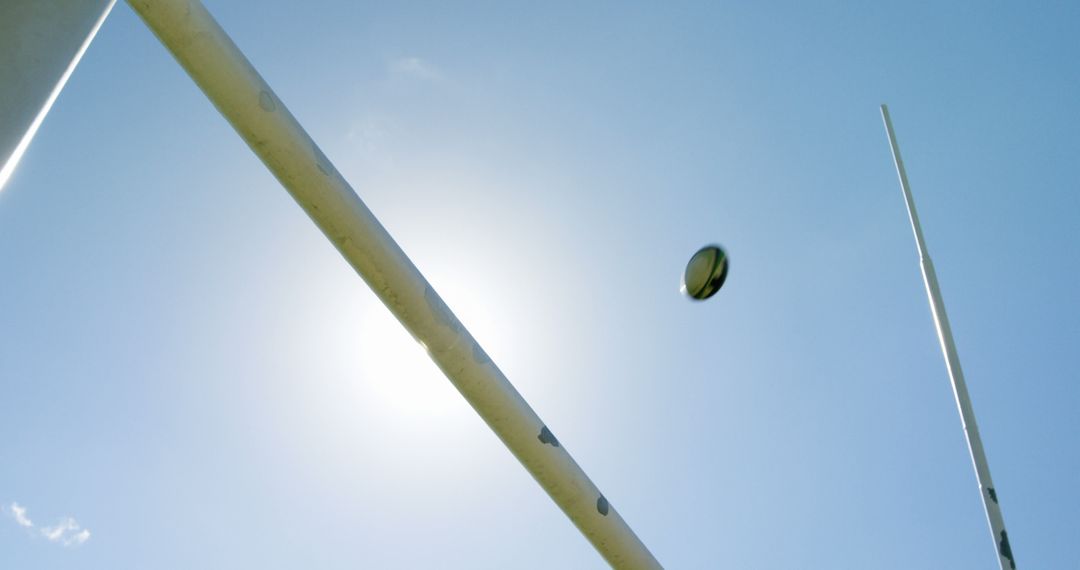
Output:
[682, 245, 728, 301]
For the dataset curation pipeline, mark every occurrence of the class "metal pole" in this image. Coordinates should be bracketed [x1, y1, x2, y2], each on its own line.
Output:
[0, 0, 116, 192]
[880, 104, 1015, 569]
[126, 1, 661, 567]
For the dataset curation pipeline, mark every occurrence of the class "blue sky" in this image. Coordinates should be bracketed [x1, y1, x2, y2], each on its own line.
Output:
[2, 1, 1078, 567]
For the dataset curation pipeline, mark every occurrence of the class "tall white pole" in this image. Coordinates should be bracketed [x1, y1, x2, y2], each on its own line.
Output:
[880, 104, 1015, 569]
[126, 1, 660, 568]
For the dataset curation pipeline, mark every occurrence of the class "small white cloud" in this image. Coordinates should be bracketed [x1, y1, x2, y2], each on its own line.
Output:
[5, 502, 90, 548]
[66, 528, 91, 547]
[9, 502, 34, 528]
[389, 56, 441, 82]
[41, 516, 90, 547]
[41, 518, 72, 541]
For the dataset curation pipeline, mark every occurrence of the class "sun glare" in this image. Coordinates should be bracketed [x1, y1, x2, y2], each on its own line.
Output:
[352, 265, 517, 431]
[357, 296, 466, 423]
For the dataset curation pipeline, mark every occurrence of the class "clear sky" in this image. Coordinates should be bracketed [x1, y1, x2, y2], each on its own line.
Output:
[2, 1, 1078, 568]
